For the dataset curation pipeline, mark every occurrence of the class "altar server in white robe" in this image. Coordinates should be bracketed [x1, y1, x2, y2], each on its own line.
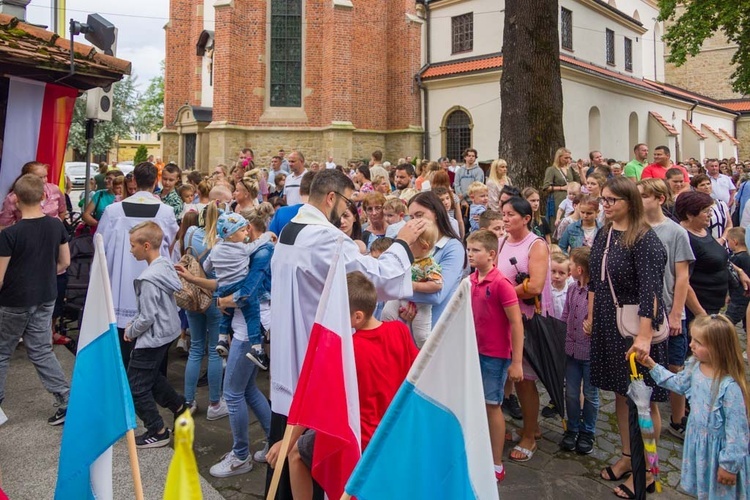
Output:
[265, 168, 426, 498]
[98, 162, 178, 368]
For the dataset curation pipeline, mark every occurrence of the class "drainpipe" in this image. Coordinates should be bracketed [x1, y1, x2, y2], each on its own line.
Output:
[688, 100, 698, 123]
[422, 1, 432, 159]
[417, 0, 431, 159]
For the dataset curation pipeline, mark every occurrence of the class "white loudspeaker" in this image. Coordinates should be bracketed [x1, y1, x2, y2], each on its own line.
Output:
[86, 84, 113, 121]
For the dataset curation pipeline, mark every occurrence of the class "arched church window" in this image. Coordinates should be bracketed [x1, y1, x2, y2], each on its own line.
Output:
[445, 109, 472, 162]
[270, 0, 302, 107]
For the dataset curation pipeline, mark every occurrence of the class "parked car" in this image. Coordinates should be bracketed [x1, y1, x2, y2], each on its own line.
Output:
[117, 161, 134, 175]
[65, 162, 90, 188]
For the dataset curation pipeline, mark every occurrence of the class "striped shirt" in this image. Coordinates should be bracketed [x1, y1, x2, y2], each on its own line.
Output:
[561, 280, 591, 360]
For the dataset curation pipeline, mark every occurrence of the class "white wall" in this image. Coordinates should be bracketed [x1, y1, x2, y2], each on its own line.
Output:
[560, 0, 647, 78]
[428, 0, 503, 62]
[426, 78, 501, 161]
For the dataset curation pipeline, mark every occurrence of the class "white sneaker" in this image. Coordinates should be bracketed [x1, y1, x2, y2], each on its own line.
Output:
[253, 442, 269, 463]
[207, 399, 229, 421]
[209, 451, 253, 478]
[187, 400, 198, 415]
[0, 406, 7, 426]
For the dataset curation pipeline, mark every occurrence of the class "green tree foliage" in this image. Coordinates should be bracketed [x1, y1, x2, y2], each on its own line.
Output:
[133, 144, 149, 164]
[67, 76, 139, 156]
[659, 0, 750, 94]
[135, 62, 165, 133]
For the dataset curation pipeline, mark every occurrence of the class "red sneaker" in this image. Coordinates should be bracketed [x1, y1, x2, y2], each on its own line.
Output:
[495, 465, 505, 482]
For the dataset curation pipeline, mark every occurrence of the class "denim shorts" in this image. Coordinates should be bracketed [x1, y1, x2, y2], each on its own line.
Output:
[479, 354, 512, 405]
[667, 320, 688, 367]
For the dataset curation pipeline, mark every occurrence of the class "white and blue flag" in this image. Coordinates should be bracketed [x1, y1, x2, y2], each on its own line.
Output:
[345, 279, 499, 499]
[55, 233, 136, 500]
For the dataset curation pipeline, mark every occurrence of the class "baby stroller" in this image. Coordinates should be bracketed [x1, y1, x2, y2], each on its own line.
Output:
[57, 232, 95, 348]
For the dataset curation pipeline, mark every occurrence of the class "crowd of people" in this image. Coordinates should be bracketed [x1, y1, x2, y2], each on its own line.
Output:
[0, 142, 749, 499]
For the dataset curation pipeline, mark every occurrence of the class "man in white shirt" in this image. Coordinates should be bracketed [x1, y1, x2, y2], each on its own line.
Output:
[265, 169, 426, 498]
[706, 158, 736, 207]
[325, 156, 336, 169]
[97, 162, 178, 368]
[284, 151, 308, 206]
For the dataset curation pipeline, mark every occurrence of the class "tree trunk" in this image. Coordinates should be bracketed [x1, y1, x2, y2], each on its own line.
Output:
[499, 0, 565, 192]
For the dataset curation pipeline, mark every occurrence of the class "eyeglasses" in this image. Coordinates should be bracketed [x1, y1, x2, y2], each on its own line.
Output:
[599, 196, 624, 207]
[333, 191, 355, 210]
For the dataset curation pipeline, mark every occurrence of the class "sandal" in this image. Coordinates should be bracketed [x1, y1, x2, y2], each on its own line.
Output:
[613, 480, 655, 498]
[508, 443, 537, 462]
[601, 453, 632, 482]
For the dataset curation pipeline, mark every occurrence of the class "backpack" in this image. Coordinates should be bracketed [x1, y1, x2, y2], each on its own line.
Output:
[174, 232, 212, 313]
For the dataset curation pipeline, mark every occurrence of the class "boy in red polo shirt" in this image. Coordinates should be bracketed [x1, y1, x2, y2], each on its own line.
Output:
[467, 230, 524, 482]
[282, 271, 419, 499]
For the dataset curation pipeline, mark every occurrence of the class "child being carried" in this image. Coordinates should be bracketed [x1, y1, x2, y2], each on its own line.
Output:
[381, 220, 442, 347]
[204, 212, 271, 369]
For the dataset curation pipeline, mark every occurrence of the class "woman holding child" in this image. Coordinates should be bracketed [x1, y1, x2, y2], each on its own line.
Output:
[178, 208, 273, 475]
[543, 147, 581, 225]
[496, 196, 552, 463]
[587, 177, 668, 498]
[407, 192, 465, 325]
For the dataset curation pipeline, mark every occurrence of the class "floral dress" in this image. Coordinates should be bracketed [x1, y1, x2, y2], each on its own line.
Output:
[588, 227, 669, 399]
[651, 361, 749, 499]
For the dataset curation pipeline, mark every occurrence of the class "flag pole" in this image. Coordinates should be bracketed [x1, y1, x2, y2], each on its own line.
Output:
[266, 424, 297, 500]
[340, 494, 352, 500]
[126, 429, 145, 500]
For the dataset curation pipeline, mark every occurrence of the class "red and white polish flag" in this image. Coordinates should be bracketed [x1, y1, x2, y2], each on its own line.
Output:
[287, 236, 361, 500]
[0, 77, 77, 197]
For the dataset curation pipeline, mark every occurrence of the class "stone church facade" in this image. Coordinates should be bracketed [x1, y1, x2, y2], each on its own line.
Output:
[162, 0, 424, 172]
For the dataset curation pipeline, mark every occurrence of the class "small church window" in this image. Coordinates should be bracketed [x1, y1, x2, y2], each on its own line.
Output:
[445, 110, 471, 162]
[451, 13, 473, 54]
[270, 0, 302, 107]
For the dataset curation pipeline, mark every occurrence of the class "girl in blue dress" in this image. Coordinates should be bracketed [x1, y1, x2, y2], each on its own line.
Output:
[639, 314, 749, 499]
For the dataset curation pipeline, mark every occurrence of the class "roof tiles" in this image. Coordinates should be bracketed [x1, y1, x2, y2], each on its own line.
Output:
[649, 112, 679, 135]
[682, 120, 707, 139]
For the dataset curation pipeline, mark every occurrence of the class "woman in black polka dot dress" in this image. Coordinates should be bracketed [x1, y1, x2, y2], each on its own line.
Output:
[587, 177, 668, 498]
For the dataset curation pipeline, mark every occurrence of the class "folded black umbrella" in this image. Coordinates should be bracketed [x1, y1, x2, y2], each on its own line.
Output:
[627, 397, 647, 500]
[522, 313, 567, 419]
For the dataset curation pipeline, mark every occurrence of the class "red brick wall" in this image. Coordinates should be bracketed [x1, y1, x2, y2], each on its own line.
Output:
[167, 0, 421, 131]
[387, 0, 422, 130]
[164, 0, 203, 129]
[213, 1, 266, 125]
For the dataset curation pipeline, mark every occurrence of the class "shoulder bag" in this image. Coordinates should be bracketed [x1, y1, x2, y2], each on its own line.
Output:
[174, 231, 213, 313]
[601, 228, 668, 344]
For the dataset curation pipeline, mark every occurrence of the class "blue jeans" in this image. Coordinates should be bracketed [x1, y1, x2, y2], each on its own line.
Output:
[224, 337, 271, 461]
[565, 356, 599, 434]
[479, 354, 511, 405]
[216, 281, 262, 346]
[184, 304, 223, 404]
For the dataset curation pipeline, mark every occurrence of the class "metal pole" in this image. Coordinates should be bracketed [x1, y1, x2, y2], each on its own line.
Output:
[83, 119, 96, 205]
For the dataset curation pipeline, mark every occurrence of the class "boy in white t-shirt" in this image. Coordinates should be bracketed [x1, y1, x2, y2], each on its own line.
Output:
[555, 182, 581, 226]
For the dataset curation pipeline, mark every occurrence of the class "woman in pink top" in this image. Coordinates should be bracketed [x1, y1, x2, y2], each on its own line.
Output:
[0, 161, 67, 229]
[497, 196, 552, 463]
[0, 161, 72, 349]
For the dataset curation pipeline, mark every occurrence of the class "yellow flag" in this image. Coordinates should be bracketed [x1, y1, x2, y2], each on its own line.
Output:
[163, 410, 203, 500]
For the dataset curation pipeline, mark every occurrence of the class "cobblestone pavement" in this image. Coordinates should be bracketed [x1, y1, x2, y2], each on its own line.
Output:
[3, 324, 746, 499]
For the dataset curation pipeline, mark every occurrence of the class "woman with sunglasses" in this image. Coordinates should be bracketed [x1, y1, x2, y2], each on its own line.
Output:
[587, 177, 668, 498]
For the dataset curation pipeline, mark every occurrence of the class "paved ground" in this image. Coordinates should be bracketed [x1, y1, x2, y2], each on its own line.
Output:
[5, 322, 748, 499]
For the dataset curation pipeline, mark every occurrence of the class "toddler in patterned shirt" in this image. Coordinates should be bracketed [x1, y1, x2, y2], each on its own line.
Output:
[381, 221, 442, 347]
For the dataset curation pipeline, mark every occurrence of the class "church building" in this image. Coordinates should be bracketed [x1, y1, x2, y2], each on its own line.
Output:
[162, 0, 424, 170]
